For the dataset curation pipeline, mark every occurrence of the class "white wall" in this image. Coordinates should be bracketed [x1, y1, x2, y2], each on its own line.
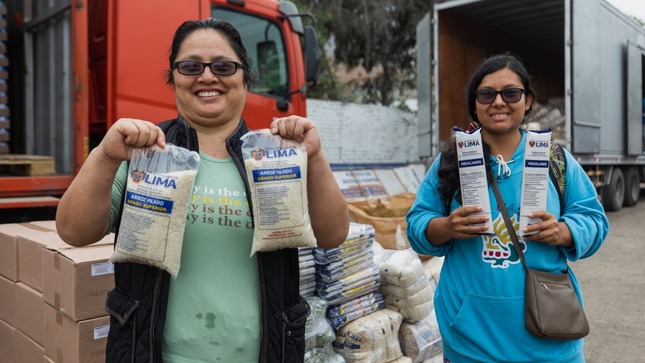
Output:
[306, 99, 419, 165]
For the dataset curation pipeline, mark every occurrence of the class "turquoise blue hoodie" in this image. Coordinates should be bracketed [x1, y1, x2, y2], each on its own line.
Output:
[406, 130, 609, 363]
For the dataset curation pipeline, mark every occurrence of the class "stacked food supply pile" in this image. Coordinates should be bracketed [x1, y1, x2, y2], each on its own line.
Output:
[376, 247, 443, 362]
[524, 98, 566, 144]
[0, 221, 115, 363]
[0, 217, 443, 363]
[300, 247, 317, 298]
[314, 223, 384, 331]
[301, 222, 444, 363]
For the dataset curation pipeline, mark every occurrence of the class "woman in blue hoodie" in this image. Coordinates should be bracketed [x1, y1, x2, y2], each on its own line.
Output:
[406, 53, 609, 363]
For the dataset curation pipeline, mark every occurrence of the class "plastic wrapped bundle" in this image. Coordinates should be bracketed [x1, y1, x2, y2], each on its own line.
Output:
[398, 312, 443, 363]
[317, 265, 381, 305]
[305, 345, 346, 363]
[305, 296, 336, 351]
[333, 309, 404, 363]
[376, 249, 433, 323]
[327, 291, 385, 330]
[300, 247, 317, 297]
[388, 357, 413, 363]
[315, 223, 382, 306]
[315, 248, 374, 284]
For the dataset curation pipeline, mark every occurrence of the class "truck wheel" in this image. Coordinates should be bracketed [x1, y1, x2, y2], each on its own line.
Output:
[602, 167, 624, 212]
[623, 167, 640, 207]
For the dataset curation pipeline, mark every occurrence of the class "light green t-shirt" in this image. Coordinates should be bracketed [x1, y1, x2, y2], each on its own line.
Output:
[110, 153, 261, 363]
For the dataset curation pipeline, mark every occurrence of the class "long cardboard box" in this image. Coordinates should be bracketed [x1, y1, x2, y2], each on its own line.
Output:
[17, 231, 115, 293]
[15, 282, 45, 346]
[0, 275, 15, 328]
[0, 319, 15, 363]
[0, 223, 52, 281]
[15, 329, 45, 363]
[44, 304, 109, 363]
[43, 244, 115, 321]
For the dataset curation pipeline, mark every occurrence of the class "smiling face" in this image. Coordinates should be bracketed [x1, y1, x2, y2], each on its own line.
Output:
[474, 67, 533, 136]
[173, 29, 247, 130]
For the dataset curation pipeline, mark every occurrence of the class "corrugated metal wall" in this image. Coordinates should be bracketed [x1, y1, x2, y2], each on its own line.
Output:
[599, 2, 629, 156]
[24, 0, 72, 173]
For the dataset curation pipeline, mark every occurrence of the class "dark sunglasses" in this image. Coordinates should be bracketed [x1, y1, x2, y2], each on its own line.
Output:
[173, 60, 246, 77]
[475, 88, 525, 104]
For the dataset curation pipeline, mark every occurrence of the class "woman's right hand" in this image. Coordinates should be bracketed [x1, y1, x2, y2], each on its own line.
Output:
[445, 205, 490, 239]
[98, 118, 166, 163]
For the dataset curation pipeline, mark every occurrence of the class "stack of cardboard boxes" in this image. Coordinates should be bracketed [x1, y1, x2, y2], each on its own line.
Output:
[0, 220, 115, 363]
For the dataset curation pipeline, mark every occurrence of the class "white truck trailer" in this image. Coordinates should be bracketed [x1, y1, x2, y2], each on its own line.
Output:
[416, 0, 645, 211]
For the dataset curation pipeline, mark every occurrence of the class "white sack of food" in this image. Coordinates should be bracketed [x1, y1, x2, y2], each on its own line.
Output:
[111, 144, 199, 278]
[334, 309, 403, 363]
[241, 129, 316, 255]
[379, 249, 426, 288]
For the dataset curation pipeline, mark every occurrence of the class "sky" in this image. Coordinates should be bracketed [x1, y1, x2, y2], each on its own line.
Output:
[607, 0, 645, 20]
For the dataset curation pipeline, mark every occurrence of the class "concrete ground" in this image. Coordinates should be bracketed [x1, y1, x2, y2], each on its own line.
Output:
[572, 191, 645, 362]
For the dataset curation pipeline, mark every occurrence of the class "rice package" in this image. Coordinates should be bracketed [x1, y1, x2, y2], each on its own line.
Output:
[454, 127, 494, 235]
[241, 129, 317, 255]
[111, 144, 199, 277]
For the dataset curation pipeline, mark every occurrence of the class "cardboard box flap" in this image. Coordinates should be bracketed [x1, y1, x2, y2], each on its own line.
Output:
[54, 245, 115, 264]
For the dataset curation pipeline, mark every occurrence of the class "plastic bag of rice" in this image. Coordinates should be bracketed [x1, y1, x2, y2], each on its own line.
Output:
[111, 143, 199, 277]
[241, 129, 317, 256]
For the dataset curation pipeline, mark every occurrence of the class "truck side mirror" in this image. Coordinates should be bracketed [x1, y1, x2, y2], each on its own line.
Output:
[304, 25, 320, 84]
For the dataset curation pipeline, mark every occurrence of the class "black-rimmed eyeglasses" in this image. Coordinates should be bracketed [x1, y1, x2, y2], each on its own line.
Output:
[475, 88, 525, 104]
[173, 60, 246, 77]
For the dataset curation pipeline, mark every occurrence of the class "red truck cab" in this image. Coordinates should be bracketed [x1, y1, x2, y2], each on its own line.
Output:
[0, 0, 319, 210]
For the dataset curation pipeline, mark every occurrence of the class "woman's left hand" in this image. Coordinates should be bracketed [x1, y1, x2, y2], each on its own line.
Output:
[523, 210, 573, 247]
[270, 116, 321, 159]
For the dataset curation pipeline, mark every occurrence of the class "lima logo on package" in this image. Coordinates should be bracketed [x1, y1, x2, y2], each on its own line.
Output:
[252, 147, 298, 161]
[457, 140, 481, 148]
[528, 139, 549, 148]
[130, 169, 177, 189]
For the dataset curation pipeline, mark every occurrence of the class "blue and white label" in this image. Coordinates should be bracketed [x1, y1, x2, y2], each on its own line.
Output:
[459, 158, 484, 168]
[125, 191, 174, 214]
[252, 166, 302, 183]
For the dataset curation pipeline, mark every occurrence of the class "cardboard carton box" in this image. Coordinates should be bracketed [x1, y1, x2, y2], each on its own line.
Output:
[0, 319, 16, 363]
[0, 275, 16, 328]
[0, 223, 52, 281]
[43, 244, 115, 321]
[24, 220, 57, 232]
[15, 282, 45, 346]
[15, 329, 45, 363]
[17, 232, 115, 293]
[44, 305, 109, 363]
[17, 232, 68, 292]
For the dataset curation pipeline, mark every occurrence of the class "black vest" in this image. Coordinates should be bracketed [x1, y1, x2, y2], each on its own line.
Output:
[105, 116, 309, 363]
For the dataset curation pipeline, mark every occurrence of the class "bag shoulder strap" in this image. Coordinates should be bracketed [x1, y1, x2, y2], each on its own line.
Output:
[549, 143, 567, 215]
[488, 173, 527, 268]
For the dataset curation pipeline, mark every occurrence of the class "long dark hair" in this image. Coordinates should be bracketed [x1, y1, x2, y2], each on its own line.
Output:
[437, 52, 535, 211]
[164, 18, 255, 88]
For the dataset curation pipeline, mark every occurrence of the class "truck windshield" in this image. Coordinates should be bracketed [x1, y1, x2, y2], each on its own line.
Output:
[213, 8, 289, 99]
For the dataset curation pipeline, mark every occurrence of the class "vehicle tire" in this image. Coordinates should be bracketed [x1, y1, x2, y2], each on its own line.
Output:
[623, 167, 640, 207]
[602, 167, 624, 212]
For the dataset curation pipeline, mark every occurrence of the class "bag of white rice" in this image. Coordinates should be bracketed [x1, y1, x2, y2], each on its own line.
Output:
[241, 129, 317, 256]
[111, 143, 199, 277]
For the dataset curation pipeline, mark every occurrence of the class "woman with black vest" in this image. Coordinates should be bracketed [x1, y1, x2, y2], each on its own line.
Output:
[56, 18, 349, 363]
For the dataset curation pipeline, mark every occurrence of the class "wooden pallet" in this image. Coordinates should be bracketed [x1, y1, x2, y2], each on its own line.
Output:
[0, 154, 55, 176]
